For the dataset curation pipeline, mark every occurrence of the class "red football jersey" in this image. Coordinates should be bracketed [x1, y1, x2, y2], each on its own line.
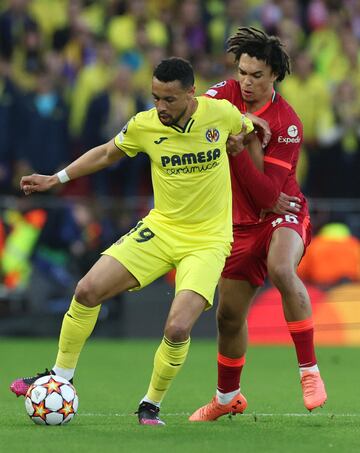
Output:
[205, 79, 308, 225]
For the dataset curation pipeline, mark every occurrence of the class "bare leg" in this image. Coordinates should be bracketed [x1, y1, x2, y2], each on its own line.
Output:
[164, 289, 207, 341]
[55, 255, 139, 374]
[10, 255, 140, 396]
[267, 227, 327, 410]
[74, 254, 139, 307]
[217, 278, 258, 358]
[188, 281, 257, 421]
[140, 290, 206, 425]
[267, 227, 311, 321]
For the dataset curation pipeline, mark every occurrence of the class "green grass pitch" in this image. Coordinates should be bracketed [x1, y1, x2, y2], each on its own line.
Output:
[0, 339, 359, 453]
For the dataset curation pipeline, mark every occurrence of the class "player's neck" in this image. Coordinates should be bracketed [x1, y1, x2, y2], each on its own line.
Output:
[244, 91, 274, 114]
[176, 98, 198, 128]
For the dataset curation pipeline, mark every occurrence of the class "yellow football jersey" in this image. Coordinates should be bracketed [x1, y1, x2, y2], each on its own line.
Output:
[114, 96, 253, 241]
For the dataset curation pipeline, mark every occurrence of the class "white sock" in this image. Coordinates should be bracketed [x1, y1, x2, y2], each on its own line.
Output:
[300, 364, 319, 376]
[140, 395, 160, 408]
[52, 365, 75, 381]
[216, 388, 240, 405]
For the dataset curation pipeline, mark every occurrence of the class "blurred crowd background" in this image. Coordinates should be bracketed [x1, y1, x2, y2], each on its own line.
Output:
[1, 0, 360, 338]
[2, 0, 360, 197]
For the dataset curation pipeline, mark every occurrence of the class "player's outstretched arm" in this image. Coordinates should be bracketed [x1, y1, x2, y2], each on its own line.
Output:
[20, 173, 60, 195]
[20, 139, 126, 195]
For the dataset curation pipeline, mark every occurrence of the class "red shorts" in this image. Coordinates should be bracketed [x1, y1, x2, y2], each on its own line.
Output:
[222, 213, 312, 286]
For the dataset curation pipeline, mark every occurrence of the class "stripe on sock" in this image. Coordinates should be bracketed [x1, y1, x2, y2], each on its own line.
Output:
[287, 316, 317, 368]
[163, 336, 190, 348]
[218, 352, 245, 367]
[287, 317, 314, 333]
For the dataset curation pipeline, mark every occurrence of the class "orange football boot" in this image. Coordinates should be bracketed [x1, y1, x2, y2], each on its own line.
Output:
[301, 371, 327, 411]
[189, 393, 247, 421]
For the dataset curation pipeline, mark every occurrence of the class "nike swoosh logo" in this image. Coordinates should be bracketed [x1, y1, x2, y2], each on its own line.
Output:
[154, 137, 168, 144]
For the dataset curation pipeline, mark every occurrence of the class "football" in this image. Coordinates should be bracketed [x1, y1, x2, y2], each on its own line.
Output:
[25, 375, 79, 425]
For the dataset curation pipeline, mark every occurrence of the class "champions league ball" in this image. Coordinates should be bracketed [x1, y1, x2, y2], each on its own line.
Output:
[25, 375, 78, 425]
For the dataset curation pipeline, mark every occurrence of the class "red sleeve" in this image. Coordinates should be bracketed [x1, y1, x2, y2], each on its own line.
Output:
[265, 119, 302, 164]
[235, 113, 303, 209]
[204, 80, 237, 101]
[234, 151, 288, 208]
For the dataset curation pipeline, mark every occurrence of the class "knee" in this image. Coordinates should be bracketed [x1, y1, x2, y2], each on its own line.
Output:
[217, 289, 237, 333]
[164, 321, 190, 343]
[268, 262, 295, 289]
[74, 278, 99, 307]
[217, 306, 245, 335]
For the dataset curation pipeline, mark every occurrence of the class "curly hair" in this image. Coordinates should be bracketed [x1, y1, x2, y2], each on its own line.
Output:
[227, 27, 291, 82]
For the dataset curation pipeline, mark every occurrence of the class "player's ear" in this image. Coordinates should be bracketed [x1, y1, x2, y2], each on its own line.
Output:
[188, 85, 196, 96]
[270, 72, 278, 83]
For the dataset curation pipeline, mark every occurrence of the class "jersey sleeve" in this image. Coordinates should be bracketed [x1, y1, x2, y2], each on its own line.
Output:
[235, 117, 303, 209]
[114, 115, 143, 158]
[227, 102, 254, 135]
[235, 151, 288, 208]
[204, 80, 233, 100]
[264, 118, 302, 170]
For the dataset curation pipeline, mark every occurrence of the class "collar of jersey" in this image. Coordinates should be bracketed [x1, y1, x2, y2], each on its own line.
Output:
[170, 116, 195, 133]
[244, 89, 276, 116]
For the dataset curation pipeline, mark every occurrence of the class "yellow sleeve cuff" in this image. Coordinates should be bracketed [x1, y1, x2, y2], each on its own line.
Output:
[242, 115, 254, 134]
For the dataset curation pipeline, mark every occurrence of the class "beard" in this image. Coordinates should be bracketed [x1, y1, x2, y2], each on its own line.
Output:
[158, 105, 188, 126]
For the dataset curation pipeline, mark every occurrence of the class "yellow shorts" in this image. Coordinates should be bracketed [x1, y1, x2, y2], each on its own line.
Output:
[102, 219, 231, 307]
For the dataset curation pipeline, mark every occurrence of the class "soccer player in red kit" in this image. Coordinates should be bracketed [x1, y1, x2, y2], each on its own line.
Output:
[190, 27, 327, 421]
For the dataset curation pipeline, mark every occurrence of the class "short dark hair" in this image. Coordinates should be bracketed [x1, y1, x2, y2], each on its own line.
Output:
[153, 57, 194, 88]
[227, 27, 291, 82]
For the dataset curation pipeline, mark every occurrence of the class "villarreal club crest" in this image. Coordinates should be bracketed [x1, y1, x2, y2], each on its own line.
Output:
[205, 128, 220, 143]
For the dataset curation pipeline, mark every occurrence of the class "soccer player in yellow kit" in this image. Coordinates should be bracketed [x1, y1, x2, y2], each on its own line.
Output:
[10, 57, 259, 425]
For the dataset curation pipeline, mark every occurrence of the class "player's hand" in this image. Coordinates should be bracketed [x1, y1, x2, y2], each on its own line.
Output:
[226, 123, 248, 156]
[245, 112, 271, 148]
[259, 192, 301, 220]
[20, 173, 58, 195]
[271, 192, 301, 215]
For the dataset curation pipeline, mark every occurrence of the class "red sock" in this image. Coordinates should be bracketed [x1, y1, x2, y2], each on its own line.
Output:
[217, 353, 245, 393]
[287, 317, 317, 368]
